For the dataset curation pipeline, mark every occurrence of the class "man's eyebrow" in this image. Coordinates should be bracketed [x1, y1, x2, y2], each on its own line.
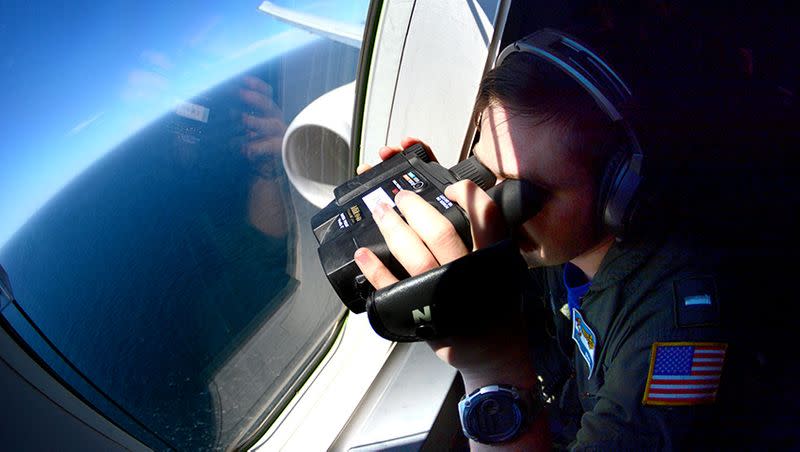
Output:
[472, 151, 555, 192]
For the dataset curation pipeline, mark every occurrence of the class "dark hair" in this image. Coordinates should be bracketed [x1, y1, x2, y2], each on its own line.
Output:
[472, 52, 615, 175]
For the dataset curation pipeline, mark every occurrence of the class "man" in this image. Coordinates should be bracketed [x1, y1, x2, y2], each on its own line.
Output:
[354, 30, 729, 450]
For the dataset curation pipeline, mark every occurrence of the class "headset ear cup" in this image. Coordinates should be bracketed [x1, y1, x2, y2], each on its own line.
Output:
[600, 148, 645, 238]
[596, 148, 628, 233]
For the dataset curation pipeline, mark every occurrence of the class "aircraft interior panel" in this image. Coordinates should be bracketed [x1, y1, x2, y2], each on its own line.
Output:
[382, 0, 505, 167]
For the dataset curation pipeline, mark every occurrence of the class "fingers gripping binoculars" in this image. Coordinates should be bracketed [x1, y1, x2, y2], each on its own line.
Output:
[311, 144, 544, 341]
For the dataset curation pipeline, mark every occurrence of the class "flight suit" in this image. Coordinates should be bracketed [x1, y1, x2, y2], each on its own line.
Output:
[530, 234, 733, 450]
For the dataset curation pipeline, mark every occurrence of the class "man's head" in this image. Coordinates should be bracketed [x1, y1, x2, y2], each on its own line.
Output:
[471, 50, 618, 268]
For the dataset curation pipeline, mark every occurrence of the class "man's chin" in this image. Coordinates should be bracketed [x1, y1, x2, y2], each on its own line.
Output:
[520, 248, 547, 268]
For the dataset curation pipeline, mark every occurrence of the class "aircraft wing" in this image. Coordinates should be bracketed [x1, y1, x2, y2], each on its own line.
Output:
[258, 1, 363, 49]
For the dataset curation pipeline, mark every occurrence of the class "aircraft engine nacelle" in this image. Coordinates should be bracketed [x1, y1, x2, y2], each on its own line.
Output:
[282, 81, 355, 208]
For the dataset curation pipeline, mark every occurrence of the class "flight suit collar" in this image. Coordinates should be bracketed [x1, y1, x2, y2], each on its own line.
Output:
[587, 235, 664, 291]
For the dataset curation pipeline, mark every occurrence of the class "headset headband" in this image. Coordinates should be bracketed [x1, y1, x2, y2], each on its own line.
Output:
[497, 29, 631, 123]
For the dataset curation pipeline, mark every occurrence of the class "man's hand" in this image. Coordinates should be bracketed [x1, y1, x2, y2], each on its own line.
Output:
[353, 138, 536, 389]
[353, 137, 504, 283]
[239, 75, 286, 163]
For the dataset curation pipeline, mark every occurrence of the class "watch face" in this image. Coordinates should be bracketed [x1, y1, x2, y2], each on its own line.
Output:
[463, 390, 524, 443]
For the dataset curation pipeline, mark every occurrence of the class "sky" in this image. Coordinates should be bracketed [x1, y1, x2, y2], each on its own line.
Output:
[0, 0, 369, 247]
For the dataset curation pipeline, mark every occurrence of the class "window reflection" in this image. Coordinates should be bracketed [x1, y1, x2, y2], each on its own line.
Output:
[0, 36, 360, 449]
[239, 75, 291, 238]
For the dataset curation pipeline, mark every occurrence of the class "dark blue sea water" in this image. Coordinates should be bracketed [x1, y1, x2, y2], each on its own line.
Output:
[0, 39, 359, 450]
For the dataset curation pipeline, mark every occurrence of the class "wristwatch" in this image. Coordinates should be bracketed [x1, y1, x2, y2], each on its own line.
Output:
[458, 384, 542, 444]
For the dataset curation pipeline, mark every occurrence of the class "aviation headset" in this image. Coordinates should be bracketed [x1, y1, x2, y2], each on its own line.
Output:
[495, 29, 644, 237]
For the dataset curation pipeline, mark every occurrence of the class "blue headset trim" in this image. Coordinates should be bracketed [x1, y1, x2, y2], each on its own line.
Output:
[496, 29, 633, 124]
[558, 35, 631, 96]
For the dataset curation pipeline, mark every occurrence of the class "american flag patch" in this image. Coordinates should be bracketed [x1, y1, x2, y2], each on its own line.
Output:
[642, 342, 727, 406]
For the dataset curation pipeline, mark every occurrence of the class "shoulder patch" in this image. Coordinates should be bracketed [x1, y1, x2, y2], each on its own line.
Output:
[673, 276, 720, 328]
[642, 342, 727, 406]
[572, 309, 597, 378]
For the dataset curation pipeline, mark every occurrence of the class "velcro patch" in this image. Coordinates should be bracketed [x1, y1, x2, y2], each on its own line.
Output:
[572, 309, 597, 378]
[673, 276, 720, 328]
[642, 342, 727, 406]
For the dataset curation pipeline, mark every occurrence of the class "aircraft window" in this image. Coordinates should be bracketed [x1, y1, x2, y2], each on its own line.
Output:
[0, 1, 370, 449]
